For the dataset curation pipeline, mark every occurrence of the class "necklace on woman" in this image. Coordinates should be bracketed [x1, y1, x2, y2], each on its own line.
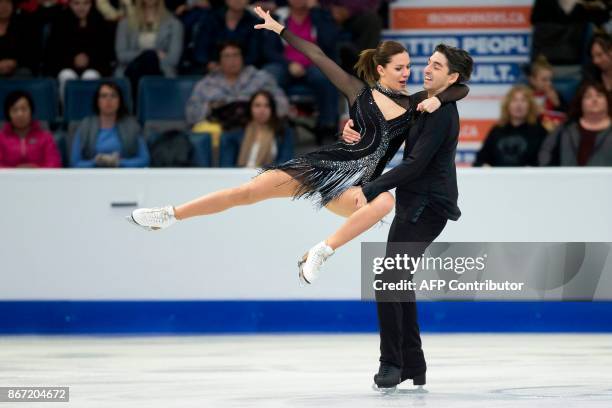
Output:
[374, 81, 408, 98]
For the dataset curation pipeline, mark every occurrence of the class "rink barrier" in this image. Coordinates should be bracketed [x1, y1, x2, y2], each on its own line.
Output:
[1, 301, 611, 334]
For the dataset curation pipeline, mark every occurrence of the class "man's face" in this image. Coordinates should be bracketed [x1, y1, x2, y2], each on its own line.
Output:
[423, 51, 457, 94]
[219, 46, 243, 77]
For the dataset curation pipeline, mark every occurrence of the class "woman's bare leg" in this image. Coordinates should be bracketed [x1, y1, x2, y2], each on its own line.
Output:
[324, 188, 395, 250]
[174, 170, 301, 220]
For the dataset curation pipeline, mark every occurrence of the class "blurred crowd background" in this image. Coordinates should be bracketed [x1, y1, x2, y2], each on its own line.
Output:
[0, 0, 610, 169]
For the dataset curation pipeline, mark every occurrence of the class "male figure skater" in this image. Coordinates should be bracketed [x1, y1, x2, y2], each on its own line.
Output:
[343, 44, 473, 390]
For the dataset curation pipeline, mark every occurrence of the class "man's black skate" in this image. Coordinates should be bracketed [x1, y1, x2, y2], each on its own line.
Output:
[372, 362, 401, 393]
[401, 371, 426, 386]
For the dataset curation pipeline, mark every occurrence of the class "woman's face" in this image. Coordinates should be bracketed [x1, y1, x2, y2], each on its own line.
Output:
[591, 42, 612, 72]
[529, 68, 553, 92]
[378, 51, 410, 91]
[508, 90, 529, 123]
[70, 0, 92, 20]
[251, 94, 272, 124]
[9, 97, 32, 130]
[97, 85, 120, 117]
[582, 86, 608, 117]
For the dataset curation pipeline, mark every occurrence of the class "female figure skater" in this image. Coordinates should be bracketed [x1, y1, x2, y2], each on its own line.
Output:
[128, 6, 468, 284]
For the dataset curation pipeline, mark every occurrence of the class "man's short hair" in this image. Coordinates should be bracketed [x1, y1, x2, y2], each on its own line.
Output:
[434, 44, 473, 83]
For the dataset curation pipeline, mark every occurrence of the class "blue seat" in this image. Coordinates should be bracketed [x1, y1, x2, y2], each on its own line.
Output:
[137, 76, 199, 123]
[218, 127, 294, 167]
[189, 132, 213, 167]
[137, 76, 200, 139]
[553, 78, 580, 106]
[0, 79, 58, 124]
[64, 78, 132, 123]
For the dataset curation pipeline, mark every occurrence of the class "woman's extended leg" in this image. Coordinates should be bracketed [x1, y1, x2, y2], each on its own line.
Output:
[324, 188, 395, 250]
[174, 170, 301, 220]
[128, 170, 301, 230]
[298, 188, 394, 284]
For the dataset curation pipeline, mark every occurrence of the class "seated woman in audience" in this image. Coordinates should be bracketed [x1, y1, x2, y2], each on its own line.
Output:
[45, 0, 114, 98]
[70, 81, 150, 167]
[539, 80, 612, 166]
[115, 0, 183, 93]
[0, 90, 61, 168]
[220, 90, 293, 168]
[528, 55, 567, 131]
[583, 32, 612, 92]
[474, 85, 547, 167]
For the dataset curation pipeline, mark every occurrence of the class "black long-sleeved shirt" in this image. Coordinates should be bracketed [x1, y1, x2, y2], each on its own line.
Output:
[362, 101, 461, 221]
[473, 123, 547, 167]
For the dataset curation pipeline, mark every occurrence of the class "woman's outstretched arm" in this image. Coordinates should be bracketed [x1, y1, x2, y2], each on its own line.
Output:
[253, 6, 364, 105]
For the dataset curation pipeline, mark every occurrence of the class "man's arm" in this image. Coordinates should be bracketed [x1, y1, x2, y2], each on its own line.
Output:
[361, 104, 453, 202]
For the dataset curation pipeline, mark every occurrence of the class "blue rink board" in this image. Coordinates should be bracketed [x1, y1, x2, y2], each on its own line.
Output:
[1, 301, 611, 334]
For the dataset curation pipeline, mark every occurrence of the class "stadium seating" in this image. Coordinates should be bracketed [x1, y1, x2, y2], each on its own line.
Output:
[0, 79, 58, 126]
[137, 76, 199, 138]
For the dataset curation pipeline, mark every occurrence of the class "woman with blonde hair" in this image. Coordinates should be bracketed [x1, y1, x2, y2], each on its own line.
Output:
[115, 0, 183, 92]
[128, 6, 469, 285]
[474, 85, 547, 167]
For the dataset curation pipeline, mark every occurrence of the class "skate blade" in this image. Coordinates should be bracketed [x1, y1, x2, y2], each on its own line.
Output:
[372, 383, 397, 394]
[125, 215, 158, 232]
[395, 385, 428, 394]
[297, 253, 310, 286]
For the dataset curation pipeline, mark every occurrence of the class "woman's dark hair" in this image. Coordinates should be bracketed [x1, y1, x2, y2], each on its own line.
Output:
[93, 81, 128, 119]
[248, 90, 282, 133]
[590, 31, 611, 55]
[354, 40, 408, 86]
[434, 43, 473, 83]
[3, 90, 35, 123]
[217, 40, 244, 58]
[568, 80, 612, 121]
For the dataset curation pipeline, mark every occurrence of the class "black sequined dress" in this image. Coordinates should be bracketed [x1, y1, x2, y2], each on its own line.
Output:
[261, 29, 468, 208]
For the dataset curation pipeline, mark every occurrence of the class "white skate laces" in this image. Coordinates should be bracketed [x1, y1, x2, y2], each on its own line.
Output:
[126, 205, 177, 231]
[298, 241, 335, 284]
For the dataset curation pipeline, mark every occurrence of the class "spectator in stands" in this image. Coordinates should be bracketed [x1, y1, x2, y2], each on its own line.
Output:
[260, 0, 339, 144]
[531, 0, 608, 68]
[0, 0, 38, 77]
[192, 0, 260, 72]
[474, 85, 547, 167]
[319, 0, 382, 74]
[0, 90, 61, 168]
[115, 0, 184, 93]
[539, 81, 612, 166]
[220, 90, 293, 167]
[70, 81, 150, 167]
[45, 0, 115, 98]
[185, 40, 288, 130]
[96, 0, 133, 22]
[584, 32, 612, 92]
[528, 55, 567, 132]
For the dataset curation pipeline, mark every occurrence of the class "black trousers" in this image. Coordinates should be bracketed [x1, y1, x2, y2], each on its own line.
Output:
[375, 205, 448, 378]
